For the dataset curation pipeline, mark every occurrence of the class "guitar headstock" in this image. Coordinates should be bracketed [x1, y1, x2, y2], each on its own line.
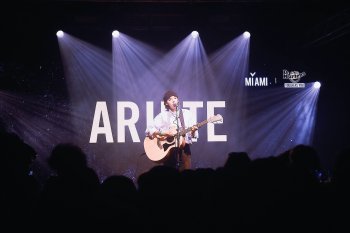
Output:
[208, 114, 223, 124]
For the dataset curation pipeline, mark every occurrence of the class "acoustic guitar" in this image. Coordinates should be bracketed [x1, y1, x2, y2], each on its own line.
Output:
[144, 114, 223, 162]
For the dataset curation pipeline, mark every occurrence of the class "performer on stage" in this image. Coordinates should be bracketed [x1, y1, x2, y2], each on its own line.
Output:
[145, 90, 198, 171]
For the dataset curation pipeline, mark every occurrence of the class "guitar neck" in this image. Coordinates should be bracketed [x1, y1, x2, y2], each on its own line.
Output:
[180, 119, 209, 135]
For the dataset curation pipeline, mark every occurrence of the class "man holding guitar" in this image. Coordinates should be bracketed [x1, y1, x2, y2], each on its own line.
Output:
[145, 90, 198, 171]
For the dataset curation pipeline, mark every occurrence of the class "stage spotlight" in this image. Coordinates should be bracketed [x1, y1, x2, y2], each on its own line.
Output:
[112, 30, 120, 38]
[56, 30, 64, 38]
[313, 81, 321, 89]
[191, 31, 199, 39]
[243, 31, 251, 38]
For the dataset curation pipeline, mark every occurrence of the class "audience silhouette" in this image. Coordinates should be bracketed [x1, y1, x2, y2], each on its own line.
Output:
[2, 129, 348, 233]
[38, 143, 100, 231]
[1, 128, 40, 229]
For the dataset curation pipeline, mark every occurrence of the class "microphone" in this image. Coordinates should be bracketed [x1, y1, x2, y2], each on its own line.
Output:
[173, 102, 179, 108]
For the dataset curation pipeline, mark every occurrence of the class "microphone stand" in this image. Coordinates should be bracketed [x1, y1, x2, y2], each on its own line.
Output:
[175, 104, 181, 171]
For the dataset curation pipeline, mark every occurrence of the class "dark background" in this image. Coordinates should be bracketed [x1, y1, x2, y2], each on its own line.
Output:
[1, 0, 349, 176]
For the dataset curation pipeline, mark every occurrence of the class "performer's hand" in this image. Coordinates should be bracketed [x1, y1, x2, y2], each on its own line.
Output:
[156, 128, 176, 137]
[168, 128, 178, 136]
[191, 125, 198, 137]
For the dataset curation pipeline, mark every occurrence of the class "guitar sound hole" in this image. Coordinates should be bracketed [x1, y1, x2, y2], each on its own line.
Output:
[166, 136, 175, 143]
[163, 141, 175, 151]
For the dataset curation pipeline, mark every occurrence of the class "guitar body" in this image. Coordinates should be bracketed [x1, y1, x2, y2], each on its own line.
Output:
[143, 135, 185, 162]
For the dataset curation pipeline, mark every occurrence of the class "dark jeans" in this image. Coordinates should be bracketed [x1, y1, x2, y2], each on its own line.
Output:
[163, 144, 191, 171]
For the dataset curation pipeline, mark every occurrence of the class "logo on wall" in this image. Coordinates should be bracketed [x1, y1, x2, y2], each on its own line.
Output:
[245, 72, 269, 87]
[283, 70, 306, 88]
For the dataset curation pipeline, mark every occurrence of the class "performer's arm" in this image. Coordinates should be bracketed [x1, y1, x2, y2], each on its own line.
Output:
[146, 113, 173, 138]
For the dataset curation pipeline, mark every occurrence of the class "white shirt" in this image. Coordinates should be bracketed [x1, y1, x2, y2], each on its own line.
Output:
[145, 108, 198, 144]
